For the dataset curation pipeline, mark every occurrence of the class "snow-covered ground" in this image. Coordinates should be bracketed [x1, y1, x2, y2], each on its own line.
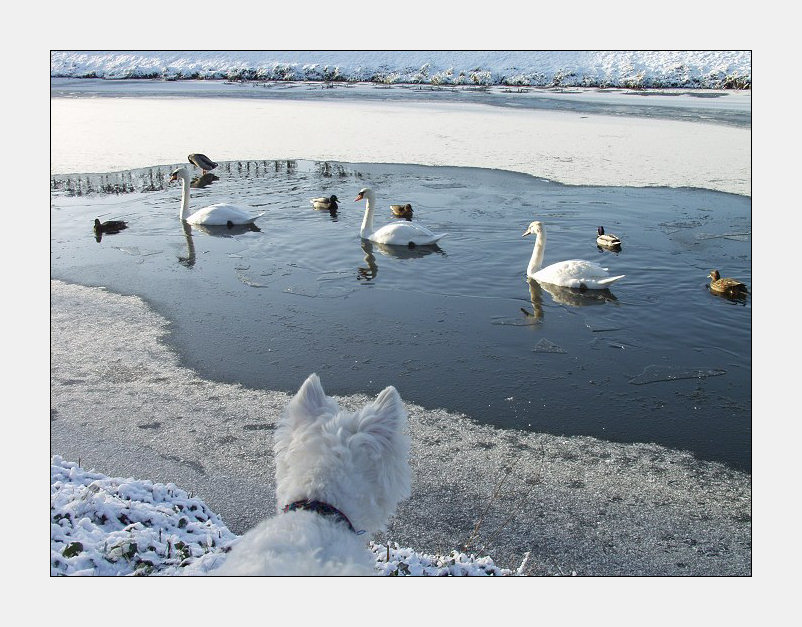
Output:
[51, 456, 514, 576]
[50, 50, 751, 89]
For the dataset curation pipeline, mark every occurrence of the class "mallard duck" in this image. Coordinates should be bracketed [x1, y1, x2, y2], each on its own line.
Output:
[169, 168, 263, 225]
[708, 270, 748, 296]
[310, 195, 339, 211]
[523, 220, 625, 289]
[390, 203, 413, 220]
[355, 188, 445, 247]
[187, 153, 218, 173]
[93, 218, 128, 233]
[596, 226, 621, 248]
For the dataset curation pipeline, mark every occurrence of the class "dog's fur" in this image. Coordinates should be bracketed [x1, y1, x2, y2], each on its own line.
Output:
[215, 373, 411, 575]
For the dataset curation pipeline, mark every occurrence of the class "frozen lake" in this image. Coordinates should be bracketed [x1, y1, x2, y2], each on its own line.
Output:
[49, 81, 751, 574]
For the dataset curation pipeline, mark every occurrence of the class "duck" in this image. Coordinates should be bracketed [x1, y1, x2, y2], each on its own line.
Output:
[187, 153, 218, 174]
[169, 167, 263, 226]
[390, 203, 413, 220]
[708, 270, 748, 296]
[355, 188, 445, 247]
[93, 218, 128, 233]
[310, 195, 339, 211]
[523, 220, 625, 289]
[596, 226, 622, 248]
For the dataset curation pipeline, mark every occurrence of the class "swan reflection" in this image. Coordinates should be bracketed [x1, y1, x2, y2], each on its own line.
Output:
[191, 222, 261, 237]
[522, 279, 617, 321]
[178, 222, 196, 268]
[357, 240, 378, 281]
[178, 221, 261, 268]
[356, 240, 445, 282]
[372, 241, 444, 260]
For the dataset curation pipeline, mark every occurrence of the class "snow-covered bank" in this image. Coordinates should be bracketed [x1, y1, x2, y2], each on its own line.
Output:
[51, 280, 751, 576]
[50, 51, 751, 89]
[51, 456, 513, 576]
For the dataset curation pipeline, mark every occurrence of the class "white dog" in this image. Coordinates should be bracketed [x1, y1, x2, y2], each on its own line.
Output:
[215, 373, 411, 576]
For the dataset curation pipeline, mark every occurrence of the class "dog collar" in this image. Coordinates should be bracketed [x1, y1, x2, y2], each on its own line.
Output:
[282, 499, 365, 535]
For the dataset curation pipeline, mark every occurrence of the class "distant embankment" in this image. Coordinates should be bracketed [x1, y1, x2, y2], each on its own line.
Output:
[50, 51, 752, 89]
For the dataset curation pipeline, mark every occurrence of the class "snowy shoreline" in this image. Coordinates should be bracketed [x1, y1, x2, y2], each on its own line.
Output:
[50, 50, 752, 89]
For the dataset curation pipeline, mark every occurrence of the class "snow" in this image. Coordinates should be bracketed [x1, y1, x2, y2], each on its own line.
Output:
[51, 456, 513, 576]
[50, 456, 236, 576]
[50, 51, 751, 89]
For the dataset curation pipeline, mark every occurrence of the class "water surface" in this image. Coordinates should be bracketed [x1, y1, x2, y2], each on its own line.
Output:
[50, 160, 751, 470]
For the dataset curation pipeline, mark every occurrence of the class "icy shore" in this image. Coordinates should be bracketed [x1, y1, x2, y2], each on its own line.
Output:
[50, 50, 752, 89]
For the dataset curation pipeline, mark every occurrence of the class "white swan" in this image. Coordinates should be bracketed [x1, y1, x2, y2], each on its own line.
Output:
[169, 167, 263, 226]
[354, 188, 445, 246]
[523, 221, 625, 289]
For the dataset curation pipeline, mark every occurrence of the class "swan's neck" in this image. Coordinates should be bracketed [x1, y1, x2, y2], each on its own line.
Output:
[527, 231, 545, 276]
[179, 174, 191, 220]
[360, 191, 376, 238]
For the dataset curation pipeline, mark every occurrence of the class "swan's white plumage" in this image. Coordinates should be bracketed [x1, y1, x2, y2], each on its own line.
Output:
[524, 221, 624, 289]
[170, 167, 263, 225]
[355, 188, 445, 246]
[182, 203, 258, 226]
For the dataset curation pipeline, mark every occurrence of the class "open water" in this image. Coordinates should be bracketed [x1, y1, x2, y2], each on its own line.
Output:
[50, 158, 751, 470]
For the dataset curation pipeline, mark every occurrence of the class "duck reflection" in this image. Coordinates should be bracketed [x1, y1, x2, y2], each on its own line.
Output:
[521, 279, 617, 320]
[597, 242, 622, 254]
[190, 173, 219, 188]
[356, 240, 445, 281]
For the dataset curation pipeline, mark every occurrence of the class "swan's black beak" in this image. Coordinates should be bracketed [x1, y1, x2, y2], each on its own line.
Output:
[354, 193, 363, 201]
[169, 174, 177, 183]
[522, 230, 531, 237]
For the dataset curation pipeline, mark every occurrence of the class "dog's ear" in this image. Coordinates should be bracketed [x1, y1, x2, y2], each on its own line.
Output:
[284, 373, 339, 427]
[361, 385, 407, 439]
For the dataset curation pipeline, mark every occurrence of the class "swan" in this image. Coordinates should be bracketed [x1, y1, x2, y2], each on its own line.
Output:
[188, 153, 218, 173]
[355, 188, 445, 247]
[708, 270, 747, 296]
[523, 221, 625, 289]
[169, 167, 263, 226]
[310, 195, 339, 211]
[596, 226, 622, 248]
[390, 203, 413, 220]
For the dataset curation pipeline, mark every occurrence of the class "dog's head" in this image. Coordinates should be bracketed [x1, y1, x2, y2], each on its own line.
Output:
[274, 374, 411, 534]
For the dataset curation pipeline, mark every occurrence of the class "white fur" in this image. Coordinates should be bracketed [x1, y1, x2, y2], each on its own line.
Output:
[215, 373, 411, 576]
